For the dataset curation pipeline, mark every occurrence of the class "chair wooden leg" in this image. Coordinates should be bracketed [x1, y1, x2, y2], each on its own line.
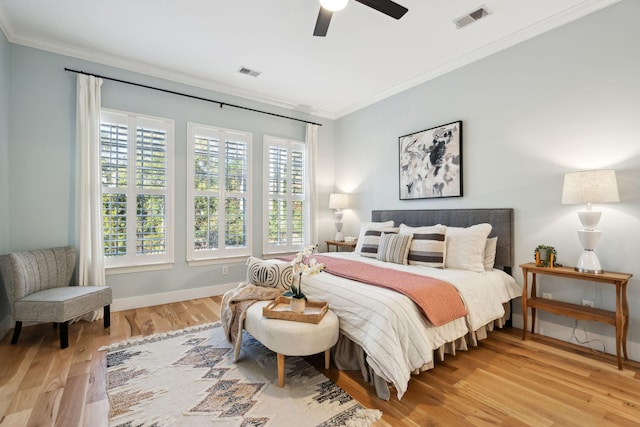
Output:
[11, 321, 22, 344]
[60, 321, 69, 349]
[104, 305, 111, 328]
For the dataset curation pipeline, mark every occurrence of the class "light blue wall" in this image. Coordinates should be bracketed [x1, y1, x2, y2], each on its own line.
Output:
[6, 45, 335, 302]
[3, 0, 639, 358]
[334, 0, 640, 356]
[0, 29, 10, 323]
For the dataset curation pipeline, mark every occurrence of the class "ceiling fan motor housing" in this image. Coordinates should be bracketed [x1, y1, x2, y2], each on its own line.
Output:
[314, 0, 408, 37]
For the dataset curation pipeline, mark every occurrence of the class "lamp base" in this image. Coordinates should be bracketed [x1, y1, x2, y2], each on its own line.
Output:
[334, 220, 344, 242]
[575, 250, 603, 274]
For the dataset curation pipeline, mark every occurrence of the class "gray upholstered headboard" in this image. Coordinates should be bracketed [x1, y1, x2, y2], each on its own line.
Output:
[371, 208, 514, 271]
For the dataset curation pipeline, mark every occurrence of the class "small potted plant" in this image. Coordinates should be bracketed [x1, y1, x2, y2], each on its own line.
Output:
[534, 244, 557, 268]
[283, 244, 325, 313]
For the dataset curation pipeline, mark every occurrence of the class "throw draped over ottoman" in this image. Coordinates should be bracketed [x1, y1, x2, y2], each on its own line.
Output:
[244, 300, 339, 387]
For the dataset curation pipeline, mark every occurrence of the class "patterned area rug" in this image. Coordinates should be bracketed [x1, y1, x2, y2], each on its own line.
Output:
[101, 322, 382, 426]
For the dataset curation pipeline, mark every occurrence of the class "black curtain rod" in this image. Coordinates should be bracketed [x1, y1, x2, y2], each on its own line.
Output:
[64, 67, 322, 127]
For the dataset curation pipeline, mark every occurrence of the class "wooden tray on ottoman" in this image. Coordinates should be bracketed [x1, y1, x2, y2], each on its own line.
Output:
[262, 296, 329, 324]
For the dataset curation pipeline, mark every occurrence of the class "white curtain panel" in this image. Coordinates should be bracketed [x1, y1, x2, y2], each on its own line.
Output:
[306, 124, 319, 244]
[76, 74, 105, 321]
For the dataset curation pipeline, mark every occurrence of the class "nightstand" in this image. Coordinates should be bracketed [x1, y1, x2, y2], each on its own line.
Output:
[325, 240, 356, 252]
[520, 262, 632, 370]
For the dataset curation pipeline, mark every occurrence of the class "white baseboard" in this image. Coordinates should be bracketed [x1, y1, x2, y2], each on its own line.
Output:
[111, 282, 240, 312]
[0, 314, 12, 341]
[0, 283, 240, 337]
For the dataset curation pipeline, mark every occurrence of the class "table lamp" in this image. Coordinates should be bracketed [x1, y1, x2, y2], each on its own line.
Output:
[329, 193, 348, 241]
[561, 169, 619, 273]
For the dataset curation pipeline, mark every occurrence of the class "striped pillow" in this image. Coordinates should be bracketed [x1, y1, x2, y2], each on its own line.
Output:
[354, 221, 394, 254]
[359, 227, 399, 258]
[376, 232, 413, 265]
[399, 224, 447, 268]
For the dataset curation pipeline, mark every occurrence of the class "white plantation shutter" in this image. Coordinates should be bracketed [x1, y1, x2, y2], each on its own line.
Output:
[187, 123, 252, 261]
[101, 121, 128, 257]
[193, 133, 220, 252]
[100, 109, 174, 268]
[264, 135, 308, 254]
[136, 125, 168, 255]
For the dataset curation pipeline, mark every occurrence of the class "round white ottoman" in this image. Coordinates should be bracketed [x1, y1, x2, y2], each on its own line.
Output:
[244, 300, 339, 387]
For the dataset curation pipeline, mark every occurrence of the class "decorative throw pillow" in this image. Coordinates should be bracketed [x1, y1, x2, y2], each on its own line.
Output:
[484, 236, 498, 270]
[399, 224, 447, 268]
[246, 257, 294, 290]
[376, 232, 413, 265]
[359, 227, 399, 258]
[354, 220, 394, 254]
[444, 223, 492, 272]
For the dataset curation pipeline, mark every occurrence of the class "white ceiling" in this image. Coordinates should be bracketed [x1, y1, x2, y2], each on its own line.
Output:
[0, 0, 620, 119]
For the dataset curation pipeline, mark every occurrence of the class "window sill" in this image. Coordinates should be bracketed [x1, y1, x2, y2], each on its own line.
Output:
[106, 262, 174, 275]
[187, 256, 250, 268]
[261, 251, 297, 260]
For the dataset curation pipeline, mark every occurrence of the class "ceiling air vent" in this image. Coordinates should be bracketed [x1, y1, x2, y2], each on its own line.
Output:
[454, 6, 490, 29]
[237, 66, 261, 78]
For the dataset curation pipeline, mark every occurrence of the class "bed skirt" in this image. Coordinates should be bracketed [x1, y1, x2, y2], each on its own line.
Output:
[332, 302, 512, 400]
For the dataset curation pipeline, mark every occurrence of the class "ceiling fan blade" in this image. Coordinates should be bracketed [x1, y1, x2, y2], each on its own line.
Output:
[313, 7, 333, 37]
[355, 0, 408, 19]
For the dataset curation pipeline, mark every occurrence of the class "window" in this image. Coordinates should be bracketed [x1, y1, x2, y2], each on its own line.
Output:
[100, 109, 174, 269]
[187, 123, 252, 262]
[263, 135, 308, 254]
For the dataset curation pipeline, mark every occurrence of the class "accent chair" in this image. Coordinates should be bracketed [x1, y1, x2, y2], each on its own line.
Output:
[0, 246, 112, 349]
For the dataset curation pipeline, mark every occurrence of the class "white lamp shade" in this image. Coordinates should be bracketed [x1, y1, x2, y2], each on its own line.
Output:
[561, 169, 619, 204]
[329, 193, 349, 210]
[320, 0, 348, 12]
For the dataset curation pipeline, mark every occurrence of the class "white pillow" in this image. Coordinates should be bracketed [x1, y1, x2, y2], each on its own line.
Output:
[484, 236, 498, 270]
[246, 257, 294, 290]
[354, 220, 394, 254]
[444, 224, 492, 272]
[399, 224, 447, 268]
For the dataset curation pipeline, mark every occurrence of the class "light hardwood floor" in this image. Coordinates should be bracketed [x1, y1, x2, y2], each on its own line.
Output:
[1, 296, 639, 426]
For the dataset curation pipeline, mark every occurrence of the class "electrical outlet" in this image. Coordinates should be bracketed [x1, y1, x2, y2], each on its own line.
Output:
[222, 266, 228, 276]
[542, 293, 552, 300]
[582, 299, 594, 307]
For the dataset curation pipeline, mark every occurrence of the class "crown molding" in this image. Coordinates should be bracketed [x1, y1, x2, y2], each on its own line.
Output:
[0, 23, 336, 121]
[0, 3, 14, 42]
[0, 0, 620, 121]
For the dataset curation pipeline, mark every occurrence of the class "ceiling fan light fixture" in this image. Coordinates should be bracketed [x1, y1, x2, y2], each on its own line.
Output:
[320, 0, 348, 12]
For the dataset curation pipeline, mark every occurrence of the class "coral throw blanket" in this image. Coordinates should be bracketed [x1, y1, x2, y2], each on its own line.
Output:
[312, 255, 468, 326]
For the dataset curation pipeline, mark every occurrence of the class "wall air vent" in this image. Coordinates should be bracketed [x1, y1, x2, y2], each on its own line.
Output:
[237, 66, 261, 77]
[454, 6, 490, 29]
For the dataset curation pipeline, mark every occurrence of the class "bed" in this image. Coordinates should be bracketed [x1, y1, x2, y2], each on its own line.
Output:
[298, 208, 521, 400]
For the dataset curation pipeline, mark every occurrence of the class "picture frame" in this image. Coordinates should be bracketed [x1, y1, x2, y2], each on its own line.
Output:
[399, 120, 463, 200]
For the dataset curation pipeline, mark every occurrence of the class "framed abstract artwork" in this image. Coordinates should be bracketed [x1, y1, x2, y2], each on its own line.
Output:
[399, 120, 463, 200]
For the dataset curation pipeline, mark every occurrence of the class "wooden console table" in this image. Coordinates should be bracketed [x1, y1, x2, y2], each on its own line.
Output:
[326, 240, 356, 252]
[520, 262, 632, 369]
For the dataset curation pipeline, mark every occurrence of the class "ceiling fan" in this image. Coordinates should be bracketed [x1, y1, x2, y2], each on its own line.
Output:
[313, 0, 408, 37]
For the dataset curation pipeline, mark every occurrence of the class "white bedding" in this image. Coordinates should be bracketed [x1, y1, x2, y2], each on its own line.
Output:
[300, 252, 521, 399]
